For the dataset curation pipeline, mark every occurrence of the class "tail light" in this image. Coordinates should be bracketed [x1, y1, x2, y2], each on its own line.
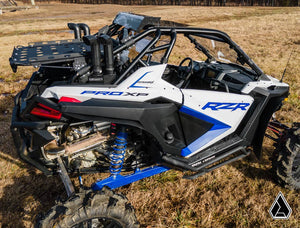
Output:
[58, 96, 81, 103]
[31, 103, 62, 120]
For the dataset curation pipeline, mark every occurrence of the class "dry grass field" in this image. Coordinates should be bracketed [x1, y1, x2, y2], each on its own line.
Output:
[0, 3, 299, 227]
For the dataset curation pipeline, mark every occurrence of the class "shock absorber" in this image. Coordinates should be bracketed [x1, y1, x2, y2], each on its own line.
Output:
[110, 127, 127, 176]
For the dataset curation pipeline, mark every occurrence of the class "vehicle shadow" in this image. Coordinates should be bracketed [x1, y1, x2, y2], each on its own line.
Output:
[0, 112, 65, 227]
[0, 168, 65, 227]
[230, 147, 275, 182]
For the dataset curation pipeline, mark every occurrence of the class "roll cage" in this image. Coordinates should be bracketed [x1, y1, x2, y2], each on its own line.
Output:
[112, 27, 264, 85]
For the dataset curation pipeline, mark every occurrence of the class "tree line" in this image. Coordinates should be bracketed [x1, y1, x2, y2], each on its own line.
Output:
[22, 0, 300, 6]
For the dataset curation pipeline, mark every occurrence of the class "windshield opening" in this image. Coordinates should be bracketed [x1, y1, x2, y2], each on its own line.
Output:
[189, 35, 253, 70]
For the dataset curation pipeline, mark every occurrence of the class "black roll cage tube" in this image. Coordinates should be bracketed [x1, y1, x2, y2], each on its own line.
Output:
[161, 29, 177, 64]
[112, 27, 263, 85]
[185, 34, 215, 62]
[114, 29, 162, 84]
[144, 30, 177, 66]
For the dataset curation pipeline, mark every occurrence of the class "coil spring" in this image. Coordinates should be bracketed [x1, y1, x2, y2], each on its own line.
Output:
[110, 131, 127, 176]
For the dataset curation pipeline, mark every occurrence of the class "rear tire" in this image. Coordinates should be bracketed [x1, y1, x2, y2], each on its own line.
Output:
[272, 123, 300, 190]
[35, 187, 139, 228]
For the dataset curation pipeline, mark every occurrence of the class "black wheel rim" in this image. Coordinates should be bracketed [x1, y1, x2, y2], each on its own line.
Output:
[72, 217, 123, 228]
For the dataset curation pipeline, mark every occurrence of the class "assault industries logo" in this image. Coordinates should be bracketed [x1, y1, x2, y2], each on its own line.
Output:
[269, 192, 292, 219]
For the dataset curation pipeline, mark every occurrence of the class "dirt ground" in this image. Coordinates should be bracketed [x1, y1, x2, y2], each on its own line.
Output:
[0, 3, 299, 227]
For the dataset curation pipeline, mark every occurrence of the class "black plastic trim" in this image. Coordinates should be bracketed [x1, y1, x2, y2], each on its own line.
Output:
[60, 99, 186, 156]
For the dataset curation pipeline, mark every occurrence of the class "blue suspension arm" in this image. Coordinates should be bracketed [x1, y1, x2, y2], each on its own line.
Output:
[92, 166, 170, 191]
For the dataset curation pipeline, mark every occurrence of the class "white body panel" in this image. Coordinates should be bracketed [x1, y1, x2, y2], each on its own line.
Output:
[42, 64, 183, 104]
[241, 75, 289, 94]
[181, 89, 254, 157]
[182, 90, 254, 126]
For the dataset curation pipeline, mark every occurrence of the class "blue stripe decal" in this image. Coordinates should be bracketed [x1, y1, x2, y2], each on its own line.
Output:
[180, 106, 231, 157]
[129, 71, 152, 88]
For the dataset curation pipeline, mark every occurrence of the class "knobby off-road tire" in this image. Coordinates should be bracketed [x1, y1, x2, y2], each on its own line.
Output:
[272, 124, 300, 190]
[36, 187, 139, 228]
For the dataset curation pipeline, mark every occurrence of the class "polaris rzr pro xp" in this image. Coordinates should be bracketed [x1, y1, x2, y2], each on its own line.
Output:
[9, 13, 299, 227]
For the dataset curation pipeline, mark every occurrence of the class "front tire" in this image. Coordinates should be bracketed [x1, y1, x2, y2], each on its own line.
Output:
[35, 187, 139, 228]
[272, 123, 300, 190]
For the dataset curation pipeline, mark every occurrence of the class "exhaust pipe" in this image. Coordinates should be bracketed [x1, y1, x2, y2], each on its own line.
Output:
[99, 34, 115, 77]
[78, 23, 90, 36]
[68, 23, 81, 39]
[83, 35, 103, 82]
